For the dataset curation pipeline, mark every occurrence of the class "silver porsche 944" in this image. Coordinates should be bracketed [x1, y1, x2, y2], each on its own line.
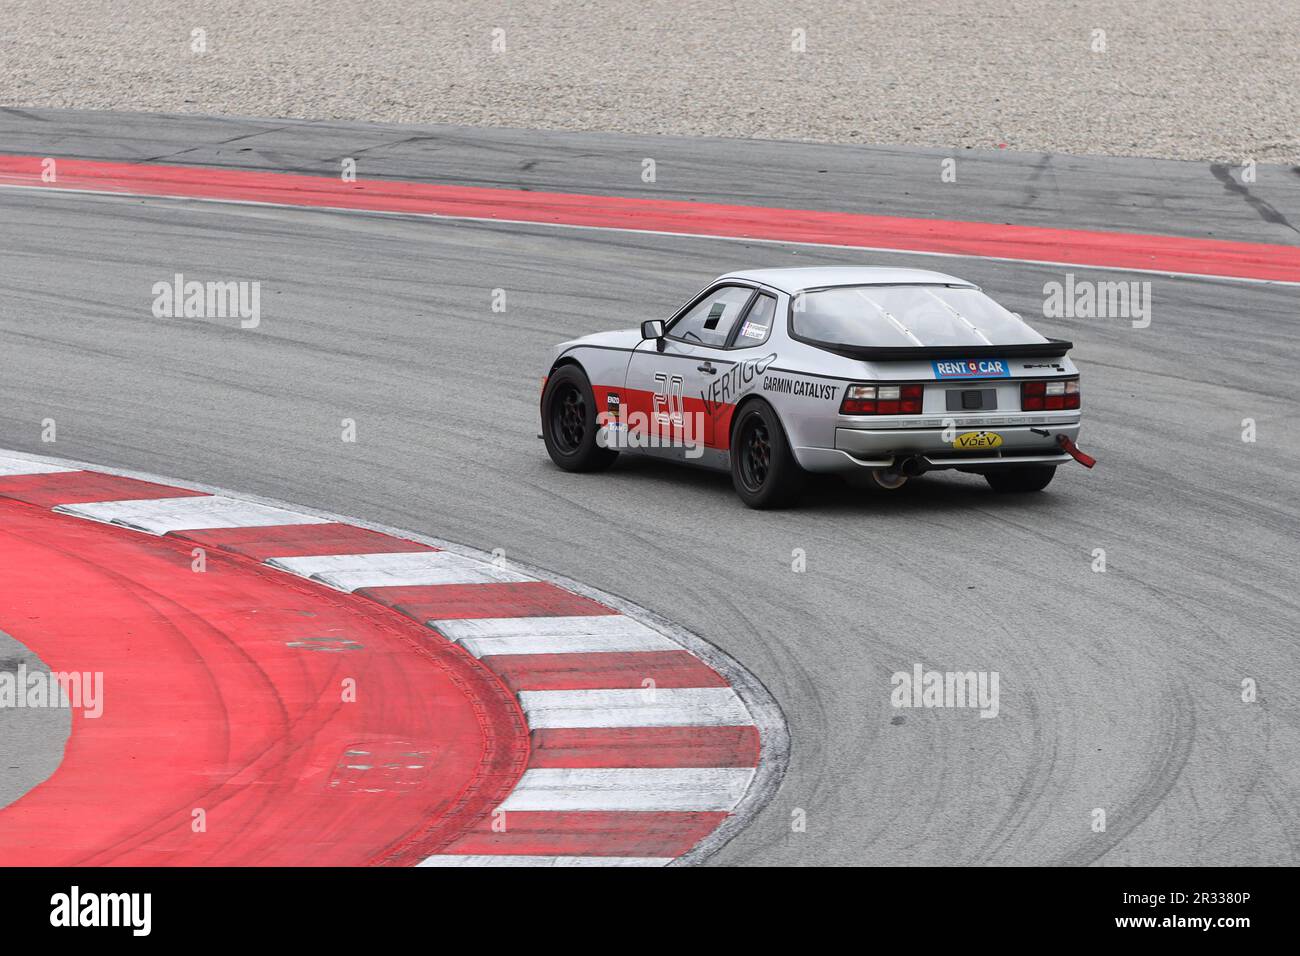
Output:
[540, 266, 1094, 508]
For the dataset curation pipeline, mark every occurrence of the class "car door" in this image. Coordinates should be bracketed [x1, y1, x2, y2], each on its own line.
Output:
[623, 284, 755, 464]
[704, 289, 780, 449]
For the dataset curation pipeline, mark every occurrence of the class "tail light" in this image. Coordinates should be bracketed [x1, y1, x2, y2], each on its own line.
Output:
[841, 384, 923, 415]
[1021, 379, 1080, 411]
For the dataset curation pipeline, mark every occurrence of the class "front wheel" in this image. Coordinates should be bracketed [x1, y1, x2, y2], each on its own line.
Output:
[985, 465, 1056, 493]
[730, 402, 805, 508]
[541, 365, 618, 472]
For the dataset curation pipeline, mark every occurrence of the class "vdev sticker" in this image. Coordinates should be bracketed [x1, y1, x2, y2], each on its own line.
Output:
[953, 431, 1003, 451]
[932, 359, 1010, 379]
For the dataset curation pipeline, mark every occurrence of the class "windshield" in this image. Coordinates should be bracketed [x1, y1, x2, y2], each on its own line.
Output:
[792, 285, 1048, 349]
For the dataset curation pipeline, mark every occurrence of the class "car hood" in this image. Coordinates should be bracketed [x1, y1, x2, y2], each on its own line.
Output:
[554, 328, 643, 357]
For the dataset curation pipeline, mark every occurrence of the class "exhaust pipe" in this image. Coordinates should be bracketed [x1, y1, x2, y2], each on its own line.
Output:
[898, 455, 928, 477]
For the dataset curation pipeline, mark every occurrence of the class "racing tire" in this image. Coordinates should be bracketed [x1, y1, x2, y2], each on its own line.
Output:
[984, 465, 1057, 493]
[730, 401, 805, 509]
[541, 365, 618, 473]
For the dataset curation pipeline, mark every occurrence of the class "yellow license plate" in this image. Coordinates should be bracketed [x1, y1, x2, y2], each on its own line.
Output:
[952, 430, 1003, 451]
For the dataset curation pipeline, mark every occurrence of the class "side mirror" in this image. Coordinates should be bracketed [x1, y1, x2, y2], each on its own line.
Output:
[641, 319, 666, 351]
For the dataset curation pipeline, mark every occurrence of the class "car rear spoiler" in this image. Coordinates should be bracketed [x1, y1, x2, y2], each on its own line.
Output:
[811, 338, 1073, 361]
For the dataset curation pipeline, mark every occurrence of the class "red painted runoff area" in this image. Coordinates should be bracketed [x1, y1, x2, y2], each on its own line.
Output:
[0, 498, 526, 865]
[1, 155, 1297, 282]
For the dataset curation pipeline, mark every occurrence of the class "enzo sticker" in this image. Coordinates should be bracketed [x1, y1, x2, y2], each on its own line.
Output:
[932, 359, 1011, 379]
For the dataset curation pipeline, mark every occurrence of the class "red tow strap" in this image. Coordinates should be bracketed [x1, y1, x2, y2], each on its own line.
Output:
[1056, 434, 1097, 468]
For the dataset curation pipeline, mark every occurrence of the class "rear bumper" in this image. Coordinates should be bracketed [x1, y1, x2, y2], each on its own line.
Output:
[918, 451, 1074, 469]
[794, 420, 1082, 473]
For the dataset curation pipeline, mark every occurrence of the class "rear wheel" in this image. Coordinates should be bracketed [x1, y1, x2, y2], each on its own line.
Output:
[730, 402, 804, 508]
[985, 465, 1056, 493]
[541, 365, 617, 472]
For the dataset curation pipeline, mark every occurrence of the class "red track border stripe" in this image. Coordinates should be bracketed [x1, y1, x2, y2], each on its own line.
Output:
[528, 726, 761, 769]
[1, 156, 1298, 282]
[172, 522, 436, 560]
[362, 582, 617, 621]
[438, 810, 728, 858]
[0, 471, 208, 507]
[486, 650, 729, 692]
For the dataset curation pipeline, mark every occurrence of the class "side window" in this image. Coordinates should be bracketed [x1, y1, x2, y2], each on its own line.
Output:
[667, 285, 753, 347]
[730, 293, 777, 347]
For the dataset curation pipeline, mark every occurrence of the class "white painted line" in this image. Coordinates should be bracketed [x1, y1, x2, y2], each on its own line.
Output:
[417, 855, 671, 867]
[0, 455, 77, 476]
[266, 550, 533, 591]
[3, 181, 1295, 287]
[54, 495, 331, 535]
[431, 615, 678, 657]
[498, 767, 755, 812]
[518, 687, 752, 729]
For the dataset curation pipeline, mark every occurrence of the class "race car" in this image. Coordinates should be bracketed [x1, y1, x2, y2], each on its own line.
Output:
[540, 266, 1093, 508]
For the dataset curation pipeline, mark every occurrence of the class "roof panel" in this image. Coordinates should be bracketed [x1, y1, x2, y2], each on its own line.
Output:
[717, 266, 974, 293]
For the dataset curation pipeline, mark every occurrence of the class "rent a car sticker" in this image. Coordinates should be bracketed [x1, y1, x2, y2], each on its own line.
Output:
[931, 359, 1011, 379]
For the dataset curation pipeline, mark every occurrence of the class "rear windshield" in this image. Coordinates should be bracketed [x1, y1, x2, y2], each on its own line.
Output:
[792, 285, 1048, 349]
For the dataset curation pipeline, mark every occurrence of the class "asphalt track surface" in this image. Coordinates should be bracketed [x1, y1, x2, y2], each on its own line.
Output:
[0, 631, 69, 812]
[2, 111, 1299, 865]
